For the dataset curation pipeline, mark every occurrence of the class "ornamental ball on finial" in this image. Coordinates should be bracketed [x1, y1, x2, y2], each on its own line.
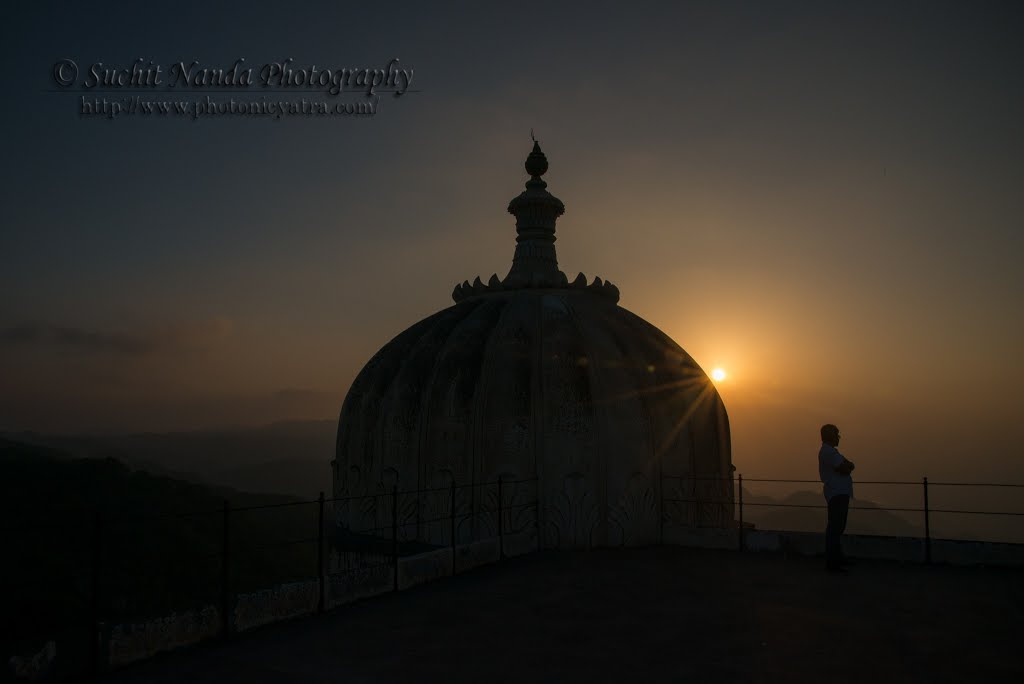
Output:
[525, 138, 548, 177]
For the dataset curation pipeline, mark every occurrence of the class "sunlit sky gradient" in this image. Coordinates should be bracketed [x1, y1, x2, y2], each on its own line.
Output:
[2, 2, 1022, 482]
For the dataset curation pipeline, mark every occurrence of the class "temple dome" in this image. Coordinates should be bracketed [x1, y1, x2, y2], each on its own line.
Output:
[333, 142, 733, 549]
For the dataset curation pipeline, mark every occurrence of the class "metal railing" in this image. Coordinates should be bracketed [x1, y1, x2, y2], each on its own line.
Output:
[6, 470, 1023, 678]
[3, 476, 539, 678]
[661, 473, 1024, 559]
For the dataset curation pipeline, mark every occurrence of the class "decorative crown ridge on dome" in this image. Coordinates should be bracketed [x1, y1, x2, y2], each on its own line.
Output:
[451, 272, 620, 303]
[452, 140, 619, 304]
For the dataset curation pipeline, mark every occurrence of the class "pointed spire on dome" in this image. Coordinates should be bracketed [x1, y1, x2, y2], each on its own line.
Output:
[504, 138, 568, 289]
[450, 138, 620, 304]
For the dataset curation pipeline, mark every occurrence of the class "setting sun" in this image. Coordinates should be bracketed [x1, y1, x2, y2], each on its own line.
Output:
[711, 368, 727, 382]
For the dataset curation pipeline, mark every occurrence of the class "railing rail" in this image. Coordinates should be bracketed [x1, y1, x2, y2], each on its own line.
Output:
[660, 473, 1024, 566]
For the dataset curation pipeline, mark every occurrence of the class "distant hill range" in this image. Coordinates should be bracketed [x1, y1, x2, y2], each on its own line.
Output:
[0, 437, 319, 675]
[1, 419, 335, 499]
[1, 422, 1006, 542]
[741, 488, 923, 538]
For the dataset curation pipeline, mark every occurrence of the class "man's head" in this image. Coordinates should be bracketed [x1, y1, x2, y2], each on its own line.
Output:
[821, 423, 841, 446]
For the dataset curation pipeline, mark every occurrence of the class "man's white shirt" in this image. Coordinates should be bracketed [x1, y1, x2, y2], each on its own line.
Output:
[818, 443, 853, 501]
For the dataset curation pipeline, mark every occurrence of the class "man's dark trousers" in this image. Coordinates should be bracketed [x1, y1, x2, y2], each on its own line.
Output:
[826, 494, 850, 569]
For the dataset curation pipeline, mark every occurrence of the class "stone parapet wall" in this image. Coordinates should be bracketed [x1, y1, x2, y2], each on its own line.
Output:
[234, 580, 319, 633]
[107, 606, 219, 667]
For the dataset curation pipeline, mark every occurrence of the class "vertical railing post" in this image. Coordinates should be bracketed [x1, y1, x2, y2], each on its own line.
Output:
[391, 484, 399, 591]
[534, 477, 542, 552]
[695, 477, 702, 528]
[658, 473, 665, 545]
[738, 474, 744, 551]
[317, 491, 325, 613]
[923, 477, 931, 564]
[221, 500, 230, 639]
[89, 512, 102, 675]
[498, 476, 504, 559]
[450, 482, 457, 575]
[471, 481, 478, 545]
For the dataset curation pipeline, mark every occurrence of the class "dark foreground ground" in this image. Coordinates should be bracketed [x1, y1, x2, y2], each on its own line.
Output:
[106, 547, 1023, 684]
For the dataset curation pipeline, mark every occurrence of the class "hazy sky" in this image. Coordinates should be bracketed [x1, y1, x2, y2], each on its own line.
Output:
[2, 1, 1022, 483]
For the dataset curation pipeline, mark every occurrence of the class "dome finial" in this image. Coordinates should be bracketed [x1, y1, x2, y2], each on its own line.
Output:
[500, 140, 565, 289]
[451, 140, 620, 303]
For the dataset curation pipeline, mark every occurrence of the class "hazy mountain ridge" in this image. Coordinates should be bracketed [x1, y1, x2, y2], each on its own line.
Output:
[0, 436, 305, 521]
[1, 419, 335, 499]
[742, 488, 923, 538]
[1, 437, 320, 676]
[2, 423, 1014, 542]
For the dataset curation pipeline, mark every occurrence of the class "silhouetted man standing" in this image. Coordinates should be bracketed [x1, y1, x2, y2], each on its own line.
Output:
[819, 424, 855, 572]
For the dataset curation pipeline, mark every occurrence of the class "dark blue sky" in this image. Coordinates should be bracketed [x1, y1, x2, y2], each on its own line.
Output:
[1, 1, 1022, 480]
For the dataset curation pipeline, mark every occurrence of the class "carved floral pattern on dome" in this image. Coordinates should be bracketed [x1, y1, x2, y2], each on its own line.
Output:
[608, 473, 659, 546]
[546, 473, 600, 549]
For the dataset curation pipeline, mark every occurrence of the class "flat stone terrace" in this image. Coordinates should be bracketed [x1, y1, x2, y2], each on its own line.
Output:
[106, 546, 1023, 683]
